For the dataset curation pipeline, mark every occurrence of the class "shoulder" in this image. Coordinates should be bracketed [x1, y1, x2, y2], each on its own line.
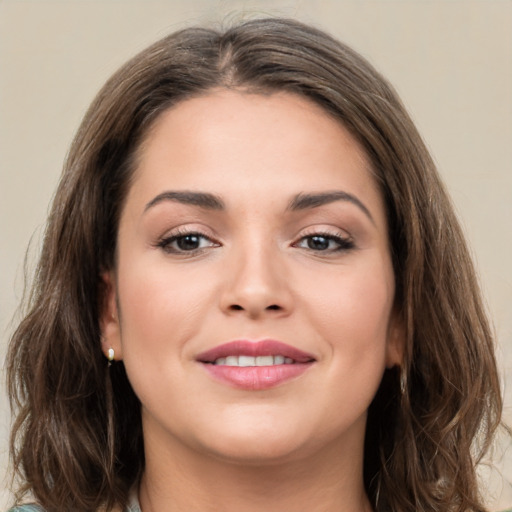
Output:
[8, 506, 45, 512]
[7, 494, 140, 512]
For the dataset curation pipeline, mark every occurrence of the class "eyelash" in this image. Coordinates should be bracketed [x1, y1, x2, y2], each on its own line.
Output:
[156, 229, 355, 255]
[293, 231, 355, 253]
[156, 229, 219, 255]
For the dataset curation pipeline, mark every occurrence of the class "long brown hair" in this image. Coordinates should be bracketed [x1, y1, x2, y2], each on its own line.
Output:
[7, 17, 502, 511]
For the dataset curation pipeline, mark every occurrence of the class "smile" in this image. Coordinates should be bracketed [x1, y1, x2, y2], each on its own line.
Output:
[196, 340, 315, 390]
[212, 355, 295, 366]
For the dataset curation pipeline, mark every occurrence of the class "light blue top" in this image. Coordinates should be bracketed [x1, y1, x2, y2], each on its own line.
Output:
[9, 491, 142, 512]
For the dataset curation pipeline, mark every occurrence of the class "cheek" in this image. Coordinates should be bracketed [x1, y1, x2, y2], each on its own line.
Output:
[298, 257, 394, 365]
[318, 267, 394, 419]
[114, 260, 217, 413]
[116, 257, 216, 361]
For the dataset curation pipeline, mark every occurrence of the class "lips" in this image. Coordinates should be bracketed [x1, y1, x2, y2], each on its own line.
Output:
[196, 340, 315, 390]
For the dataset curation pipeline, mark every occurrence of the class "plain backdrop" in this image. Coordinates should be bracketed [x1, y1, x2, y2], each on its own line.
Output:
[1, 0, 511, 509]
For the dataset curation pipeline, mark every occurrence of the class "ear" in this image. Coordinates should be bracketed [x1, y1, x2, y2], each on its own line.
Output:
[99, 270, 123, 362]
[385, 307, 405, 369]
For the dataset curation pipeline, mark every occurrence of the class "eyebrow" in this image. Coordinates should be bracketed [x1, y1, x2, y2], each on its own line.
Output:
[287, 191, 374, 223]
[144, 189, 374, 223]
[144, 191, 225, 212]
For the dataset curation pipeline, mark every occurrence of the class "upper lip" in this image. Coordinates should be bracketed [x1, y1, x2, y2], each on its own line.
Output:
[196, 339, 316, 364]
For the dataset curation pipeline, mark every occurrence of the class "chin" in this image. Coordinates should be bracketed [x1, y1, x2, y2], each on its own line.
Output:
[205, 437, 308, 467]
[195, 420, 328, 467]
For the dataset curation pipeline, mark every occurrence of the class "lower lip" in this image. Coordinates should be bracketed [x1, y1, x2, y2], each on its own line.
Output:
[201, 363, 312, 390]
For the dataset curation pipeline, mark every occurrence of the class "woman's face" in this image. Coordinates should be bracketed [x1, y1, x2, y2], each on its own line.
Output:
[102, 90, 402, 465]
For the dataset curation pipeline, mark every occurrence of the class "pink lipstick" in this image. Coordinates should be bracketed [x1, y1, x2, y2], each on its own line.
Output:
[196, 340, 315, 390]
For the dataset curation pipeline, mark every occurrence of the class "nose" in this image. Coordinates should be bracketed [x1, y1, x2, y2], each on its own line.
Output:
[219, 243, 293, 319]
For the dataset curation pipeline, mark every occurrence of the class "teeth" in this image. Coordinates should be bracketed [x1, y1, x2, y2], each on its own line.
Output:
[256, 355, 273, 366]
[238, 355, 255, 367]
[213, 355, 294, 366]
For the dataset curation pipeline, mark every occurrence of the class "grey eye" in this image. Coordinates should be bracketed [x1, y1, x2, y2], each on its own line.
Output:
[175, 234, 202, 251]
[295, 234, 354, 253]
[158, 232, 218, 254]
[306, 236, 331, 250]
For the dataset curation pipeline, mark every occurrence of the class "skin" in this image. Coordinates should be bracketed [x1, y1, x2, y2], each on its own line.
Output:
[101, 90, 403, 512]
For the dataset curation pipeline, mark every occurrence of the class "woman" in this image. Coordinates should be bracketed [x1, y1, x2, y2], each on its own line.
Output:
[6, 17, 504, 512]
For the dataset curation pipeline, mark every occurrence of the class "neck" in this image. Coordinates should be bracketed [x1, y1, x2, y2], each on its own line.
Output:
[138, 424, 372, 512]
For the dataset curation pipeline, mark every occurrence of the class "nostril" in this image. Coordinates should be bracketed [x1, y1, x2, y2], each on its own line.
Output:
[228, 304, 282, 312]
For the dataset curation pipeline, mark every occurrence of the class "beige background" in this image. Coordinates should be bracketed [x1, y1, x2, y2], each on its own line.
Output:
[1, 0, 511, 509]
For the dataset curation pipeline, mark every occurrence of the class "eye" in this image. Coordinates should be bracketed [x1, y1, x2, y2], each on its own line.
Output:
[294, 233, 354, 253]
[157, 231, 219, 254]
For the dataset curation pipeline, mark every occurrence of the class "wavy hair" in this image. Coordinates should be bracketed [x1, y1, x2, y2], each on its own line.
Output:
[7, 17, 502, 511]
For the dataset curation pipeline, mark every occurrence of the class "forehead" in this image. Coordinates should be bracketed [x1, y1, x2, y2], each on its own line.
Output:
[128, 90, 383, 217]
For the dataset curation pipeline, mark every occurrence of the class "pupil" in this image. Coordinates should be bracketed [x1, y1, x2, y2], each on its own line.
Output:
[178, 235, 200, 250]
[308, 236, 329, 250]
